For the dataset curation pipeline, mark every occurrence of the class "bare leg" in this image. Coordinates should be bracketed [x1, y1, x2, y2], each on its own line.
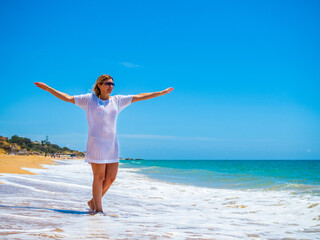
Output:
[90, 163, 107, 213]
[88, 162, 119, 211]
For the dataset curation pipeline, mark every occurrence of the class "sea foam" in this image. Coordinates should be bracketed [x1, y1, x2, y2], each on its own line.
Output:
[0, 159, 319, 239]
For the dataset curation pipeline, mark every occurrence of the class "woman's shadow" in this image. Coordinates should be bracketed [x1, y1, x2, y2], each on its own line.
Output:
[0, 204, 90, 215]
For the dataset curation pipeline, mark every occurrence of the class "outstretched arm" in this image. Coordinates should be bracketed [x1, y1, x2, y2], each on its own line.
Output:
[34, 82, 75, 103]
[132, 87, 174, 103]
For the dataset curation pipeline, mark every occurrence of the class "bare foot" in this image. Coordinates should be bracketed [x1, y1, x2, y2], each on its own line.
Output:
[87, 199, 95, 212]
[90, 211, 105, 216]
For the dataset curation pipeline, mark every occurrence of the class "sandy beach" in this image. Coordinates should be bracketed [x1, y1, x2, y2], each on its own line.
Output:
[0, 154, 57, 178]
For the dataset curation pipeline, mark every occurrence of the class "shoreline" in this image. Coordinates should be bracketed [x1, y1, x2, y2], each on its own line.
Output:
[0, 154, 60, 183]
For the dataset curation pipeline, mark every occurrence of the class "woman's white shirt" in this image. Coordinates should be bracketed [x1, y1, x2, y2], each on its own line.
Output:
[74, 93, 133, 164]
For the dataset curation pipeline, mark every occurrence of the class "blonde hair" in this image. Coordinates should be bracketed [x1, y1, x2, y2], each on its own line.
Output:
[92, 74, 114, 97]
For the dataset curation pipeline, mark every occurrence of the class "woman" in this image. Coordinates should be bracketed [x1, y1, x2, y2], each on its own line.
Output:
[34, 74, 174, 214]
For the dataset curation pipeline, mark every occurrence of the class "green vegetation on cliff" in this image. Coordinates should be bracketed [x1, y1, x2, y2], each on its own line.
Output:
[0, 135, 84, 157]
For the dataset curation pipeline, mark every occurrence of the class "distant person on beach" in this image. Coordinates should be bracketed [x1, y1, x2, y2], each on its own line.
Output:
[34, 75, 173, 214]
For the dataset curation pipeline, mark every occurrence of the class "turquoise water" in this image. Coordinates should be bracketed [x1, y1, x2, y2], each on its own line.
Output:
[120, 160, 320, 195]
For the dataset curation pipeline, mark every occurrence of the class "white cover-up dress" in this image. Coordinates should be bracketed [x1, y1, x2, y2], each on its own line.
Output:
[74, 93, 134, 164]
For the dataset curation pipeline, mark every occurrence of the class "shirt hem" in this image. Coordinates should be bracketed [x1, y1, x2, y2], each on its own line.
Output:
[85, 158, 119, 164]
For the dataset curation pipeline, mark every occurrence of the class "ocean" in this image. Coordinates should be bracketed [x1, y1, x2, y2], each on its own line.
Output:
[121, 160, 320, 196]
[1, 159, 320, 239]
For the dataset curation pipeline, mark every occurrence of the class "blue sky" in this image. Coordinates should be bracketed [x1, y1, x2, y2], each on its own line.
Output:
[0, 0, 319, 160]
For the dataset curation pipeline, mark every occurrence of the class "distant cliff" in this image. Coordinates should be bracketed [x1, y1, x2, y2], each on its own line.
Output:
[0, 135, 85, 157]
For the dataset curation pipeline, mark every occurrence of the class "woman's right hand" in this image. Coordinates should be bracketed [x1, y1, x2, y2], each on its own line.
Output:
[34, 82, 50, 91]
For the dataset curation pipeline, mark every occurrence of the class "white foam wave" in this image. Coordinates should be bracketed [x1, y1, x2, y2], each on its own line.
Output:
[0, 213, 45, 220]
[4, 174, 90, 189]
[0, 180, 59, 195]
[0, 159, 319, 240]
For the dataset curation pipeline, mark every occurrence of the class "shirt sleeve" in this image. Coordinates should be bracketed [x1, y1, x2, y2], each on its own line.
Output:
[116, 95, 134, 113]
[73, 93, 92, 111]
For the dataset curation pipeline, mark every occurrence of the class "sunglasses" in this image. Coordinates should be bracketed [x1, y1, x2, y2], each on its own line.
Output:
[102, 82, 115, 87]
